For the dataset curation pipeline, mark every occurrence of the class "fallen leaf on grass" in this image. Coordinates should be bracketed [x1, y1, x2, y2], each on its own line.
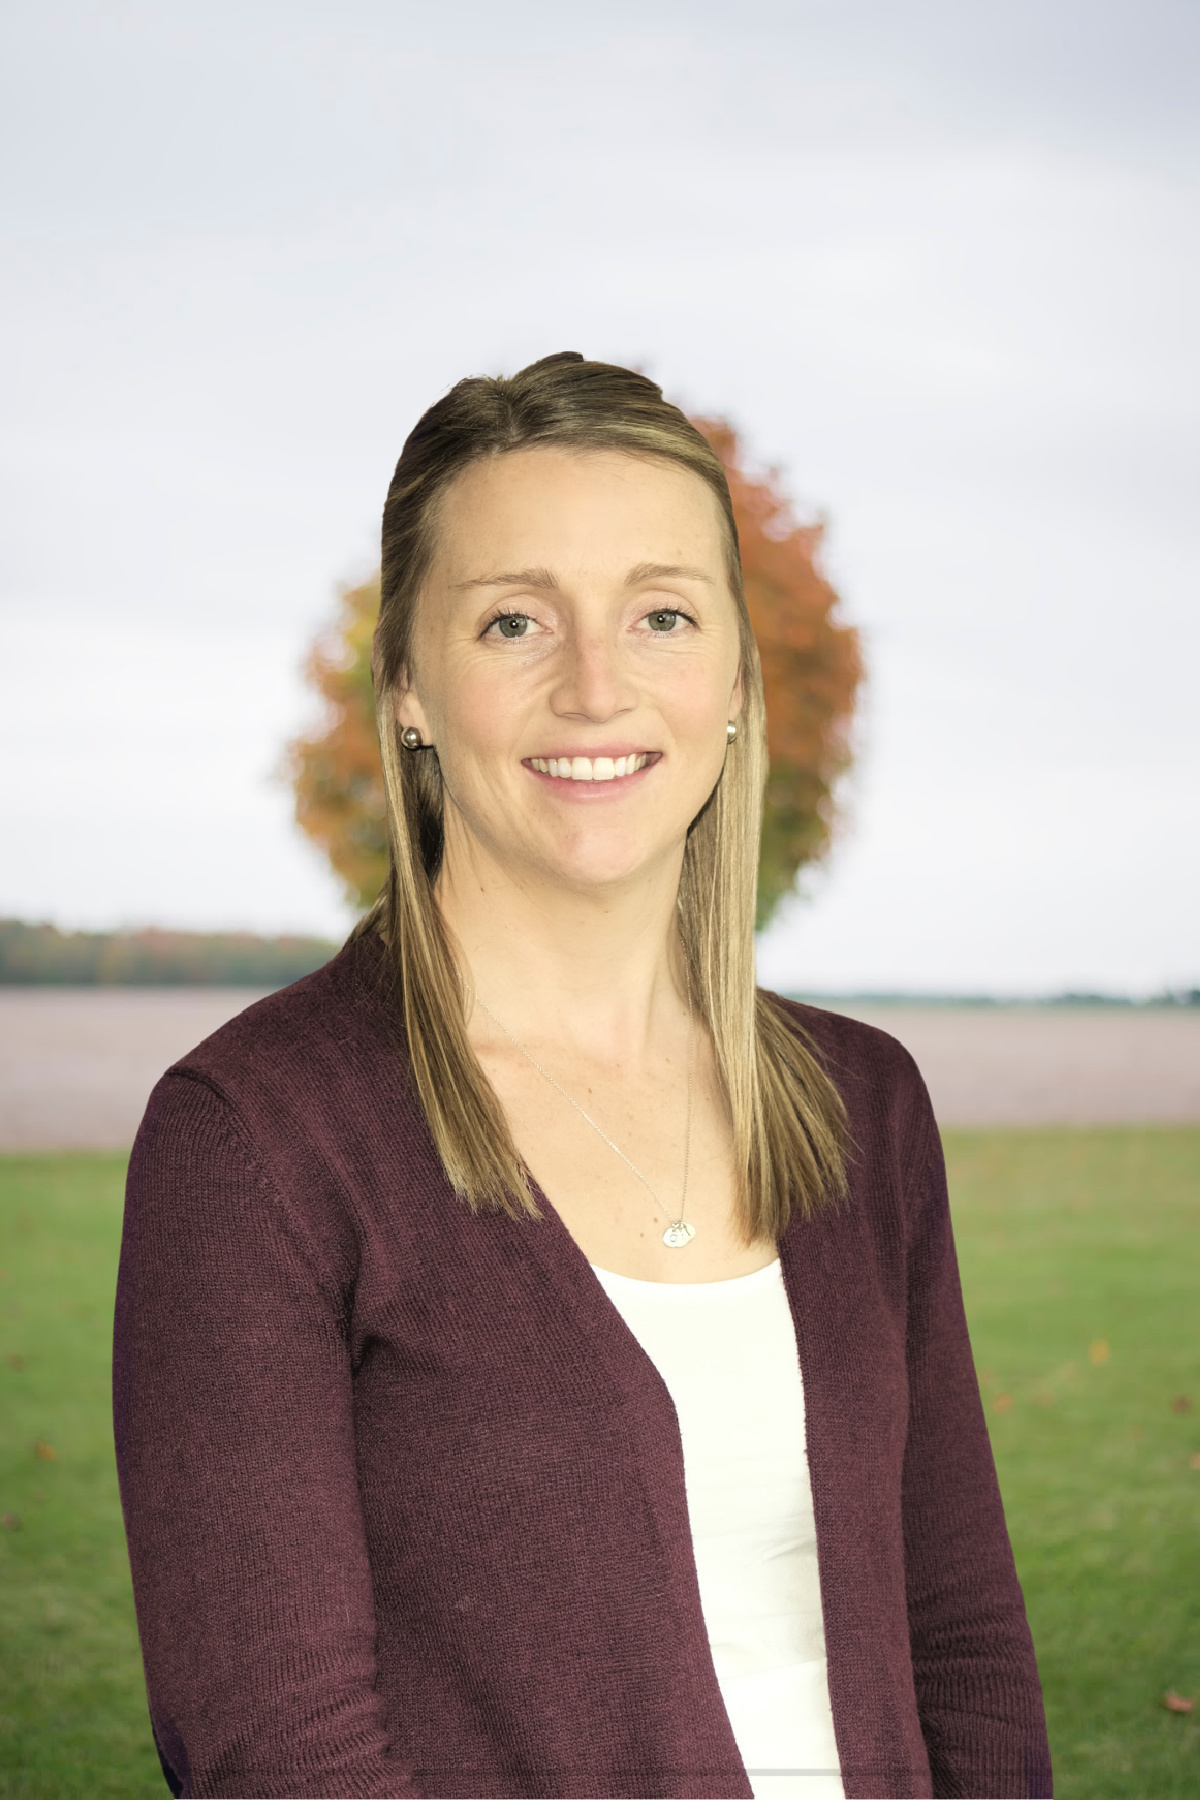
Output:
[1169, 1395, 1194, 1414]
[1163, 1691, 1196, 1714]
[5, 1353, 26, 1371]
[1, 1512, 20, 1530]
[993, 1394, 1014, 1413]
[1089, 1339, 1110, 1365]
[34, 1441, 57, 1462]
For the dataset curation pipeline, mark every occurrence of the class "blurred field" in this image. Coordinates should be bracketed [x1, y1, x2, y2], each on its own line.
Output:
[3, 991, 1200, 1150]
[0, 990, 272, 1150]
[1, 1136, 1198, 1798]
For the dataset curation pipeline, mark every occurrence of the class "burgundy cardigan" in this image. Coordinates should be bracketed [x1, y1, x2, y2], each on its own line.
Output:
[114, 935, 1051, 1800]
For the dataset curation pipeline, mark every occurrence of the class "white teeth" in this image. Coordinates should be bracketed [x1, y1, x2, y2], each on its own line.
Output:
[531, 753, 650, 781]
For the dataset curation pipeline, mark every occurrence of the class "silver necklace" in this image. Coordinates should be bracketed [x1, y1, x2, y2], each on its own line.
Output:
[471, 981, 696, 1249]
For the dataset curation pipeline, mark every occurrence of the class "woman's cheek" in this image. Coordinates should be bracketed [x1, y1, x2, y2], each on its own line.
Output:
[662, 666, 732, 742]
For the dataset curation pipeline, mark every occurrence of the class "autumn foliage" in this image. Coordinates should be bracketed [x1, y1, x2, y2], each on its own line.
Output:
[289, 572, 388, 911]
[698, 421, 863, 923]
[287, 423, 862, 928]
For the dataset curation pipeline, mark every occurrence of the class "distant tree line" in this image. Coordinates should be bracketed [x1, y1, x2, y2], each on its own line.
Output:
[0, 920, 337, 987]
[2, 919, 1193, 999]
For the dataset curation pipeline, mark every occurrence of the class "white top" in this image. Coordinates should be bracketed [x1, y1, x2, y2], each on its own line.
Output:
[591, 1259, 844, 1800]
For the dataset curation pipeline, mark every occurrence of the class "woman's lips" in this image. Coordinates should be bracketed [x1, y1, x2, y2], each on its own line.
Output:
[525, 752, 656, 783]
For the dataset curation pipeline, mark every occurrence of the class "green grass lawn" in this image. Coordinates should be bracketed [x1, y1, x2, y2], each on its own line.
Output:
[947, 1129, 1200, 1798]
[0, 1155, 161, 1798]
[1, 1133, 1198, 1798]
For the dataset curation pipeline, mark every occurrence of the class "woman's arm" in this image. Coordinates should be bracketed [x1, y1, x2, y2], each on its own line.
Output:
[114, 1072, 420, 1799]
[901, 1112, 1053, 1799]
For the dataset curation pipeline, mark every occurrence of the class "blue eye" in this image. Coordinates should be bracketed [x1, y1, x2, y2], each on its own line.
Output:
[495, 614, 530, 638]
[647, 610, 679, 632]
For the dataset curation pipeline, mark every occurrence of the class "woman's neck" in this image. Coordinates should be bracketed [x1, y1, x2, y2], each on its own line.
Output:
[435, 830, 688, 1063]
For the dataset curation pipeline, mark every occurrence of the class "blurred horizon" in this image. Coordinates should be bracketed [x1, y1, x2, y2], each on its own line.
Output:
[2, 0, 1197, 994]
[5, 911, 1200, 1004]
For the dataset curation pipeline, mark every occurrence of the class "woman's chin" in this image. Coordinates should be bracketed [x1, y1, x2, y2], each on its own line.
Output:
[504, 792, 712, 895]
[528, 835, 680, 896]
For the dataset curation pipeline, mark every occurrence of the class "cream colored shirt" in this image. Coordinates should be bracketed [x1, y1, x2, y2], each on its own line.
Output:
[591, 1259, 844, 1800]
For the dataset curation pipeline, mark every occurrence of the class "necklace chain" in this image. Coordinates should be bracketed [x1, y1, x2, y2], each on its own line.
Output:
[471, 975, 696, 1248]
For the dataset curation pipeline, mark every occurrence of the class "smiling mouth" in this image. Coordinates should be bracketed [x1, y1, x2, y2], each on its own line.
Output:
[526, 753, 655, 783]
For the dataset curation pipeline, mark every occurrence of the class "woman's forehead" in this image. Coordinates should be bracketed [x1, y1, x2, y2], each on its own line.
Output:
[431, 447, 728, 581]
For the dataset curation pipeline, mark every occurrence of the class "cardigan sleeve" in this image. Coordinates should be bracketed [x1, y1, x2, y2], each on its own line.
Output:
[113, 1072, 421, 1799]
[900, 1106, 1053, 1798]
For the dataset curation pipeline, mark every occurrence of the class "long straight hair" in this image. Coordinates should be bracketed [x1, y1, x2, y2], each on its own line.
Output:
[357, 352, 848, 1240]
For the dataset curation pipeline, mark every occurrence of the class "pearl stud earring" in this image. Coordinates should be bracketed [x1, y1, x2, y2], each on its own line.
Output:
[401, 726, 422, 751]
[726, 721, 738, 743]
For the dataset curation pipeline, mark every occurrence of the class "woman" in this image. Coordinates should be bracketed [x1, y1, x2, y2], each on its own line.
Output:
[114, 353, 1051, 1800]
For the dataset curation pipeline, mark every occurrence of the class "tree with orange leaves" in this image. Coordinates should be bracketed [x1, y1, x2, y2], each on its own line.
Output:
[287, 573, 387, 910]
[286, 423, 861, 929]
[697, 421, 863, 925]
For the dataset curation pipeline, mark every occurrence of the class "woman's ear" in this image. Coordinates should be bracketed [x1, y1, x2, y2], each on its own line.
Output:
[393, 681, 433, 743]
[729, 665, 745, 723]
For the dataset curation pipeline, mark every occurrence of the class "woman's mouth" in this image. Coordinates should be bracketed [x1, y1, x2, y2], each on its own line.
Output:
[526, 752, 655, 783]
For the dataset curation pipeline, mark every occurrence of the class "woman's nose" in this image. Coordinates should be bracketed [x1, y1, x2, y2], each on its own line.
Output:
[550, 628, 636, 723]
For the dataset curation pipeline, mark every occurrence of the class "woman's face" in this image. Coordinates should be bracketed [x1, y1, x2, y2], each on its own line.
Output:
[397, 447, 743, 897]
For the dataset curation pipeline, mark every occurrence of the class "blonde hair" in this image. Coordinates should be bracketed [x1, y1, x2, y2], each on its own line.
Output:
[357, 352, 847, 1240]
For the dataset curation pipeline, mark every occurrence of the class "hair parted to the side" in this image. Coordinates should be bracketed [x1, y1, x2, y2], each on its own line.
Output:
[356, 350, 848, 1241]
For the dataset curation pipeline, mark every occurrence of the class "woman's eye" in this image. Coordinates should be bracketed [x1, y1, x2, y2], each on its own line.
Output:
[491, 613, 533, 639]
[645, 609, 681, 632]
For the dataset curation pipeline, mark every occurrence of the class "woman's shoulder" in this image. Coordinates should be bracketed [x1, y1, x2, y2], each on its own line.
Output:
[126, 934, 444, 1295]
[176, 933, 390, 1072]
[146, 931, 413, 1152]
[128, 932, 436, 1267]
[764, 989, 923, 1079]
[762, 989, 937, 1156]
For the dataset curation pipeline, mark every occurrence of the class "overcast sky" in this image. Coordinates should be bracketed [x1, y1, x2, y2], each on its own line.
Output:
[2, 0, 1197, 993]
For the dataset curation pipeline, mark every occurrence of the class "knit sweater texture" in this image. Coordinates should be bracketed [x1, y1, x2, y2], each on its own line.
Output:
[113, 935, 1052, 1800]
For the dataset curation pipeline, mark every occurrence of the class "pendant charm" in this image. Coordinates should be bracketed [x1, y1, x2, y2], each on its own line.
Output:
[662, 1221, 696, 1248]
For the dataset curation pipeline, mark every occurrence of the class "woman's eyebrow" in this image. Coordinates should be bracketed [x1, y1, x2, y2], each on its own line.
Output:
[452, 561, 715, 594]
[625, 562, 714, 586]
[452, 567, 560, 593]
